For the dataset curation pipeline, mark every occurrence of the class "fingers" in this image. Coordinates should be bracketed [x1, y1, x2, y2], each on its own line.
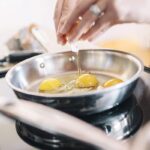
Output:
[67, 11, 98, 42]
[55, 0, 116, 45]
[67, 0, 108, 42]
[54, 0, 66, 44]
[59, 0, 97, 34]
[57, 34, 67, 45]
[54, 0, 65, 31]
[81, 11, 116, 41]
[55, 0, 79, 44]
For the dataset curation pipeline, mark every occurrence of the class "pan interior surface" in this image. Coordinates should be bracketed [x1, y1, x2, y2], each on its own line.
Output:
[6, 50, 143, 97]
[27, 71, 123, 95]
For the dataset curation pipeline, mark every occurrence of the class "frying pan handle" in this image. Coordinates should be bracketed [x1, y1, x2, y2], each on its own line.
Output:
[0, 97, 128, 150]
[8, 51, 42, 63]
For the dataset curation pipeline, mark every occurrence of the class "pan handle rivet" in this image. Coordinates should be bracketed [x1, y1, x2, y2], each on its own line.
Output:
[40, 63, 45, 68]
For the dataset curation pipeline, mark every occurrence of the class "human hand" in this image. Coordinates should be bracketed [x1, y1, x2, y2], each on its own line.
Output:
[54, 0, 79, 45]
[54, 0, 126, 44]
[58, 0, 114, 43]
[54, 0, 148, 44]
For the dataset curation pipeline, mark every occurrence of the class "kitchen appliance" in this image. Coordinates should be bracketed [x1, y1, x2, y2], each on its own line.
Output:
[0, 51, 41, 78]
[16, 94, 143, 150]
[6, 50, 143, 115]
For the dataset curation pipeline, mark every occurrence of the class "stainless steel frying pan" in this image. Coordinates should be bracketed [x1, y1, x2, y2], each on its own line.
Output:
[5, 49, 143, 115]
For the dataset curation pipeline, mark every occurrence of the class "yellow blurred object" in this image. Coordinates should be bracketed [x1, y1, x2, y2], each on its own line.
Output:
[96, 24, 150, 68]
[76, 74, 99, 88]
[98, 38, 150, 67]
[100, 38, 140, 51]
[103, 78, 123, 88]
[39, 78, 62, 92]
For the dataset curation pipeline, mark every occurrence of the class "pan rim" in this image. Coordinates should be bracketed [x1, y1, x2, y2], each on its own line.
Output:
[5, 49, 144, 98]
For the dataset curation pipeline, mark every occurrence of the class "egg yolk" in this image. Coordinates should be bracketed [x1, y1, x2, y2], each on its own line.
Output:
[39, 78, 62, 91]
[103, 78, 123, 88]
[76, 74, 99, 88]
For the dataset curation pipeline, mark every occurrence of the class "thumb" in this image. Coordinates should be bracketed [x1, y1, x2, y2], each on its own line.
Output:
[54, 0, 64, 31]
[57, 0, 78, 34]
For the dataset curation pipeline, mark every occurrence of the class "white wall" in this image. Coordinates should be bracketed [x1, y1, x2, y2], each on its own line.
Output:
[0, 0, 56, 43]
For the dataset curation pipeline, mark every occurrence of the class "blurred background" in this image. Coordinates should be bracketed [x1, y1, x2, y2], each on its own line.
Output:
[0, 0, 54, 42]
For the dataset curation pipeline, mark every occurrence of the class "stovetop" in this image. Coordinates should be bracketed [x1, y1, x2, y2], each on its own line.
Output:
[0, 71, 150, 150]
[15, 94, 142, 150]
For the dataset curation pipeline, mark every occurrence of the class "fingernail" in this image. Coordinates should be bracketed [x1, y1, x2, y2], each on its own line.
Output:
[58, 25, 66, 34]
[57, 34, 66, 45]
